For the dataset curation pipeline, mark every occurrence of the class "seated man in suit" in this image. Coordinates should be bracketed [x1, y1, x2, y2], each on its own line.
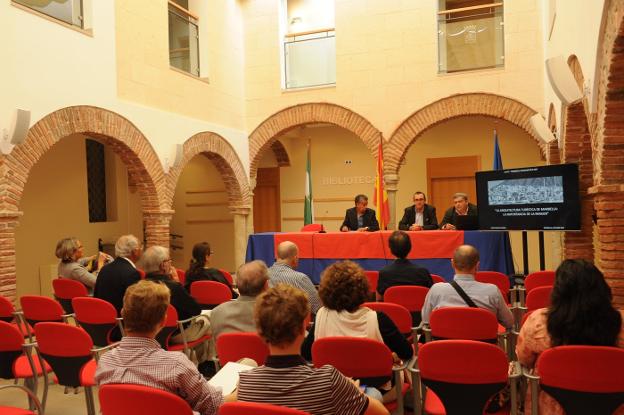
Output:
[340, 194, 380, 232]
[94, 234, 142, 315]
[377, 231, 433, 301]
[440, 192, 478, 230]
[398, 191, 439, 231]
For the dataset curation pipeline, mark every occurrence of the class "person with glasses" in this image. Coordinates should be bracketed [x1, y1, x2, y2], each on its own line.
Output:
[398, 191, 439, 231]
[184, 242, 238, 299]
[55, 237, 112, 291]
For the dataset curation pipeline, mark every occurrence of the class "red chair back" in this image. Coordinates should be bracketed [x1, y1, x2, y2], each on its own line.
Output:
[99, 384, 194, 415]
[429, 307, 499, 342]
[137, 268, 146, 279]
[216, 332, 269, 367]
[72, 297, 119, 346]
[384, 285, 429, 326]
[364, 271, 379, 294]
[475, 271, 510, 303]
[53, 278, 89, 313]
[524, 270, 555, 293]
[219, 269, 234, 285]
[175, 268, 186, 285]
[312, 336, 393, 379]
[430, 274, 445, 284]
[300, 224, 324, 232]
[155, 305, 180, 349]
[219, 402, 311, 415]
[190, 281, 232, 309]
[525, 286, 552, 312]
[363, 302, 412, 335]
[19, 295, 64, 326]
[536, 346, 624, 415]
[0, 295, 15, 322]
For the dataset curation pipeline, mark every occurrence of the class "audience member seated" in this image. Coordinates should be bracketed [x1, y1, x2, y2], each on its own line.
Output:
[184, 242, 238, 299]
[340, 194, 380, 232]
[210, 260, 269, 340]
[56, 237, 112, 291]
[268, 241, 321, 315]
[95, 280, 231, 415]
[302, 260, 413, 402]
[421, 245, 514, 329]
[440, 192, 478, 230]
[94, 234, 142, 315]
[143, 246, 211, 363]
[516, 259, 624, 415]
[398, 191, 439, 230]
[377, 230, 432, 301]
[237, 284, 389, 415]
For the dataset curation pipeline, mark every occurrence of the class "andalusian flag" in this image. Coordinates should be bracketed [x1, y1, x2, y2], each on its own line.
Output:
[304, 141, 314, 225]
[373, 142, 390, 230]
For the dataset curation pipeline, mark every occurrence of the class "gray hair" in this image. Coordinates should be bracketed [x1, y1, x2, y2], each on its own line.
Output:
[276, 241, 298, 260]
[141, 246, 169, 274]
[115, 234, 141, 258]
[237, 260, 269, 296]
[453, 192, 469, 201]
[55, 237, 80, 262]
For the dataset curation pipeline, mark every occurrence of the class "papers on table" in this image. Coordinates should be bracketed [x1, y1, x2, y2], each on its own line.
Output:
[208, 361, 255, 395]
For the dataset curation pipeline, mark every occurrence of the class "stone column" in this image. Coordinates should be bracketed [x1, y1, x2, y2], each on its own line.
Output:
[143, 209, 175, 249]
[231, 206, 251, 270]
[590, 184, 624, 308]
[246, 177, 256, 236]
[384, 174, 399, 230]
[0, 211, 23, 302]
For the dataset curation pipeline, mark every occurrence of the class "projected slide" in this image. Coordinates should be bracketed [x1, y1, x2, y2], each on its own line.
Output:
[487, 176, 564, 206]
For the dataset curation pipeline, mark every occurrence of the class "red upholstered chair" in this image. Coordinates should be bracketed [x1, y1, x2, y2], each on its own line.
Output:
[99, 384, 194, 415]
[34, 322, 100, 415]
[300, 223, 324, 233]
[155, 304, 211, 357]
[52, 278, 89, 314]
[19, 296, 69, 341]
[425, 307, 502, 345]
[216, 332, 269, 369]
[527, 346, 624, 415]
[516, 270, 555, 306]
[0, 384, 43, 415]
[190, 280, 232, 309]
[175, 268, 186, 285]
[475, 271, 511, 305]
[219, 269, 234, 286]
[72, 297, 123, 346]
[0, 295, 30, 338]
[430, 274, 445, 284]
[364, 271, 379, 298]
[312, 336, 410, 415]
[219, 402, 312, 414]
[363, 301, 413, 340]
[525, 286, 552, 312]
[414, 340, 517, 415]
[384, 285, 430, 327]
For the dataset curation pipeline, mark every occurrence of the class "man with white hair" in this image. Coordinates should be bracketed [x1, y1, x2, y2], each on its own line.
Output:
[94, 234, 143, 315]
[267, 241, 321, 315]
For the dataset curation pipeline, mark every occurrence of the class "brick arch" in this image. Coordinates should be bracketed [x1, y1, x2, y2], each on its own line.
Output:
[546, 103, 561, 165]
[589, 0, 624, 306]
[165, 132, 251, 211]
[386, 93, 543, 175]
[271, 140, 291, 167]
[248, 103, 382, 180]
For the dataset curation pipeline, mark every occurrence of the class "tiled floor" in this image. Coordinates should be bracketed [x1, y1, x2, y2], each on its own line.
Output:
[0, 378, 99, 415]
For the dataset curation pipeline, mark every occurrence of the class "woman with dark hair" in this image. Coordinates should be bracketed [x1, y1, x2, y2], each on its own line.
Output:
[516, 259, 624, 415]
[184, 242, 238, 298]
[302, 260, 412, 403]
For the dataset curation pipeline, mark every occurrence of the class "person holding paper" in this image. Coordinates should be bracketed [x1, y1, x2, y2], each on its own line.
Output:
[56, 237, 112, 291]
[237, 284, 388, 415]
[95, 280, 234, 415]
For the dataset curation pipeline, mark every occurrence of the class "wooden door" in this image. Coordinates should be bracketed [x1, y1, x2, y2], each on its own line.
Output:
[253, 168, 281, 232]
[427, 156, 481, 222]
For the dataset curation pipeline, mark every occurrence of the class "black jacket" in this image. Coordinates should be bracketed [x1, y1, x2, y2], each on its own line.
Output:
[440, 203, 478, 227]
[341, 207, 380, 231]
[146, 272, 201, 321]
[377, 258, 433, 296]
[398, 204, 439, 230]
[184, 267, 238, 299]
[93, 257, 141, 315]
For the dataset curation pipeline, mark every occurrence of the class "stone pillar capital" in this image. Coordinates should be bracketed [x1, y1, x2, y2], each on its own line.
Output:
[384, 174, 399, 191]
[230, 206, 252, 216]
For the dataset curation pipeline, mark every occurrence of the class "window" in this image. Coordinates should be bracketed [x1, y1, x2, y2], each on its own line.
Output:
[13, 0, 83, 28]
[168, 0, 200, 76]
[85, 139, 107, 223]
[282, 0, 335, 89]
[437, 1, 504, 73]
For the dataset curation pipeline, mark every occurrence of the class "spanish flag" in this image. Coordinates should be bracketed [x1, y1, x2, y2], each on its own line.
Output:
[373, 142, 390, 230]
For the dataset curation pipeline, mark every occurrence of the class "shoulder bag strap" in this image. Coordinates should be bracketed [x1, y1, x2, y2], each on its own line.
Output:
[449, 280, 478, 308]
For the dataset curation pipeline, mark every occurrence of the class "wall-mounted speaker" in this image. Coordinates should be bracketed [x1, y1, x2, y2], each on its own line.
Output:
[546, 55, 583, 105]
[1, 109, 31, 155]
[530, 113, 557, 144]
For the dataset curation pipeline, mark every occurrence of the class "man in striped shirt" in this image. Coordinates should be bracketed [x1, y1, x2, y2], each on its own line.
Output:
[95, 280, 231, 415]
[268, 241, 321, 315]
[237, 284, 388, 415]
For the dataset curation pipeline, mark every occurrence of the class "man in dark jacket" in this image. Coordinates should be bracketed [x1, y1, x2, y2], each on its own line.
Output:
[94, 234, 142, 315]
[398, 191, 439, 230]
[340, 194, 380, 231]
[440, 192, 478, 230]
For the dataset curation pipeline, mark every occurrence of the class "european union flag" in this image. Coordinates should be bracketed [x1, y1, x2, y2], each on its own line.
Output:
[493, 130, 503, 170]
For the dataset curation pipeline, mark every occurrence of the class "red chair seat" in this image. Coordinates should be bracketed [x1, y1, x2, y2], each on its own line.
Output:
[13, 355, 51, 378]
[424, 389, 445, 415]
[0, 407, 35, 415]
[383, 381, 411, 412]
[80, 359, 97, 387]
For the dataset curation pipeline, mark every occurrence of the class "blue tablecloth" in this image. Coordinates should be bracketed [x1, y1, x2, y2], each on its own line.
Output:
[245, 231, 513, 284]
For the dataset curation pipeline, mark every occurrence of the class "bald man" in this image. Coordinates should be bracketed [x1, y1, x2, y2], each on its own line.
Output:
[421, 245, 514, 329]
[267, 241, 321, 315]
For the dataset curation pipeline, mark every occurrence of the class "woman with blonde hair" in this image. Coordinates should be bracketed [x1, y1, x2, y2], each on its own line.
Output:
[55, 237, 111, 290]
